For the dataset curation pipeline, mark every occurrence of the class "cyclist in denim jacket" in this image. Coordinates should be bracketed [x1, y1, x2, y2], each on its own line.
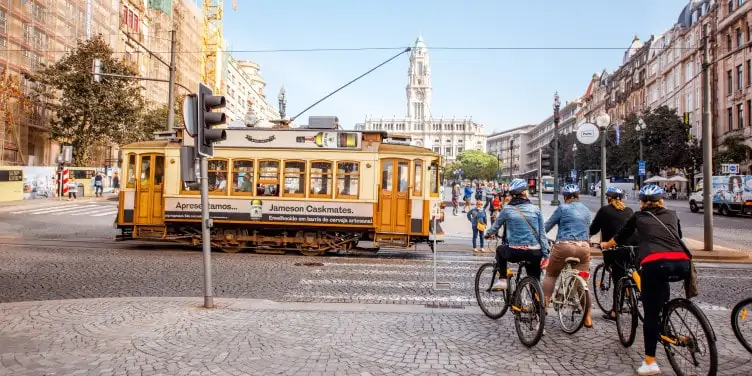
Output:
[544, 184, 593, 328]
[484, 178, 549, 290]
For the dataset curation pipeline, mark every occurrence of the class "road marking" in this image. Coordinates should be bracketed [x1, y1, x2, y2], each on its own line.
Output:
[51, 205, 107, 215]
[91, 210, 118, 217]
[286, 293, 476, 304]
[322, 262, 480, 270]
[300, 279, 475, 289]
[311, 269, 473, 277]
[14, 204, 84, 214]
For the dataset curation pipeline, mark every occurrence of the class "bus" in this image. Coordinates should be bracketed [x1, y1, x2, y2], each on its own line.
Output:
[541, 176, 554, 193]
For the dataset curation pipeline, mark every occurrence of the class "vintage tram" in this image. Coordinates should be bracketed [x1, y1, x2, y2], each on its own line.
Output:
[114, 127, 445, 255]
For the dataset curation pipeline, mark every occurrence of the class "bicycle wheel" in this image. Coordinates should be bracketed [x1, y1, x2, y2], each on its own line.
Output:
[615, 279, 638, 347]
[592, 263, 612, 315]
[662, 298, 718, 376]
[732, 297, 752, 354]
[558, 274, 590, 335]
[474, 263, 508, 319]
[512, 276, 546, 347]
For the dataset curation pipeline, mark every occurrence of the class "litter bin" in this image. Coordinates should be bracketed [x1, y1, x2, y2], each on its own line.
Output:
[78, 183, 86, 197]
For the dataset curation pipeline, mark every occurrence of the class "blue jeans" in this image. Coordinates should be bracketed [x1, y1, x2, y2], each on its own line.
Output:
[472, 227, 484, 248]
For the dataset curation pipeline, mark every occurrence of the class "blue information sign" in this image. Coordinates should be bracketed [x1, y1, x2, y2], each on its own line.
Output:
[638, 160, 646, 176]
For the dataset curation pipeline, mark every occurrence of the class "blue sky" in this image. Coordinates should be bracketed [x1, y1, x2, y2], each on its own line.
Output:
[221, 0, 689, 133]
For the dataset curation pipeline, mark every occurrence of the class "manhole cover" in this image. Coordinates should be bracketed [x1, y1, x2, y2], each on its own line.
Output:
[294, 262, 324, 267]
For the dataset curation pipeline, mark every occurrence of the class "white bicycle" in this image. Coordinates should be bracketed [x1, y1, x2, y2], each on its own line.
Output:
[549, 256, 591, 334]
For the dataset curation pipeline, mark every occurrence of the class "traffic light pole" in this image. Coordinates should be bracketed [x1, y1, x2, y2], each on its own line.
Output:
[199, 155, 214, 308]
[538, 149, 543, 211]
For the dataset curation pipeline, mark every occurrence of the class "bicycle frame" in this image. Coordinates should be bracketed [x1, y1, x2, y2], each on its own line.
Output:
[551, 263, 589, 308]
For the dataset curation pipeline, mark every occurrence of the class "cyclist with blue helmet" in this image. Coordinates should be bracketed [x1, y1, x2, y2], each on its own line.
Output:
[543, 184, 593, 328]
[591, 186, 639, 321]
[601, 184, 691, 376]
[483, 178, 549, 290]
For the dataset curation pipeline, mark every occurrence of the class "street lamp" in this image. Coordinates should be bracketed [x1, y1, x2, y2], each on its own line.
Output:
[635, 118, 646, 190]
[278, 86, 287, 119]
[595, 112, 611, 207]
[572, 143, 578, 185]
[509, 137, 515, 182]
[551, 92, 561, 206]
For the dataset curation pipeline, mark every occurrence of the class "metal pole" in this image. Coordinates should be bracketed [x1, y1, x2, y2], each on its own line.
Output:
[167, 30, 177, 132]
[573, 149, 577, 184]
[199, 156, 214, 308]
[701, 26, 714, 252]
[551, 98, 560, 206]
[538, 149, 543, 211]
[638, 136, 644, 189]
[600, 126, 608, 207]
[432, 215, 437, 287]
[58, 166, 63, 201]
[509, 138, 514, 182]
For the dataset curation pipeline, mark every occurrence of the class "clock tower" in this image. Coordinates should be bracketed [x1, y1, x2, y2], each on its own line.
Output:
[406, 35, 431, 122]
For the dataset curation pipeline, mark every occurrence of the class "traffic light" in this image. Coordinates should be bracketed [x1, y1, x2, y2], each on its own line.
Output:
[540, 153, 552, 175]
[196, 82, 227, 157]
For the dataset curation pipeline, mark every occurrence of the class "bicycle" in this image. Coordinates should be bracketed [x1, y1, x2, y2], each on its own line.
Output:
[591, 261, 612, 315]
[474, 236, 546, 348]
[550, 256, 590, 334]
[602, 245, 718, 375]
[731, 297, 752, 354]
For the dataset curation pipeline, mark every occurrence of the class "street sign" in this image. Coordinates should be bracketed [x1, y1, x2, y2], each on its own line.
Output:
[62, 145, 73, 163]
[722, 163, 740, 174]
[571, 169, 577, 180]
[575, 123, 600, 145]
[638, 160, 646, 176]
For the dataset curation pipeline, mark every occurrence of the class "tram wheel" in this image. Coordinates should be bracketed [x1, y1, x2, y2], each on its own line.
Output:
[220, 245, 243, 253]
[299, 246, 324, 256]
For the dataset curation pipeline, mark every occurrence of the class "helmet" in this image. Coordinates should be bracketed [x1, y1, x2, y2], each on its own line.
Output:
[562, 184, 580, 196]
[605, 186, 624, 199]
[639, 184, 664, 202]
[508, 178, 528, 194]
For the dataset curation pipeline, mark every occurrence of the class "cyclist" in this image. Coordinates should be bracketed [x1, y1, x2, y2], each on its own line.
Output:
[600, 184, 691, 376]
[589, 186, 638, 321]
[451, 183, 461, 215]
[483, 178, 549, 290]
[543, 184, 593, 328]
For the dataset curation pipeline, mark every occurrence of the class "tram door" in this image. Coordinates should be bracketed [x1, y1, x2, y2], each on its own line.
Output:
[379, 159, 410, 233]
[134, 153, 165, 225]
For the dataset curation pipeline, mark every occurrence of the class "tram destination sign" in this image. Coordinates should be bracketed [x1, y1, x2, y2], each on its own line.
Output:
[164, 198, 374, 225]
[216, 129, 362, 150]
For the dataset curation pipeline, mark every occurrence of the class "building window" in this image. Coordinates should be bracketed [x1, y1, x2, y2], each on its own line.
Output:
[685, 62, 692, 83]
[0, 10, 6, 33]
[739, 103, 745, 129]
[309, 161, 333, 198]
[336, 162, 359, 198]
[729, 0, 735, 14]
[748, 60, 751, 86]
[232, 159, 254, 195]
[457, 146, 463, 154]
[445, 147, 452, 156]
[728, 107, 734, 130]
[686, 92, 693, 111]
[738, 28, 744, 47]
[283, 161, 306, 197]
[727, 70, 733, 94]
[727, 34, 733, 50]
[738, 64, 744, 90]
[747, 99, 752, 127]
[257, 160, 280, 197]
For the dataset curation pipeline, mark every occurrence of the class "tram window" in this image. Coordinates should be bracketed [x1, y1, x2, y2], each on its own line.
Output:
[397, 161, 409, 192]
[208, 159, 228, 194]
[283, 161, 306, 197]
[258, 160, 280, 197]
[337, 162, 359, 198]
[413, 160, 423, 196]
[429, 160, 439, 196]
[140, 156, 152, 187]
[232, 160, 254, 194]
[310, 161, 333, 198]
[154, 156, 165, 186]
[126, 154, 136, 188]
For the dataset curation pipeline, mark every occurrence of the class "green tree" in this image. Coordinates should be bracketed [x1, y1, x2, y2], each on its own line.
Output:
[714, 136, 752, 172]
[446, 150, 498, 181]
[26, 35, 146, 165]
[640, 105, 694, 174]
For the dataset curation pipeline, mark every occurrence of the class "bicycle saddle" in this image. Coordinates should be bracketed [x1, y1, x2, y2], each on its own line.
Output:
[565, 257, 581, 266]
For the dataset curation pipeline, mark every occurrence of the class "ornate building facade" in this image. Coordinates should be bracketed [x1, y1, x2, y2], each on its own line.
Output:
[354, 36, 487, 163]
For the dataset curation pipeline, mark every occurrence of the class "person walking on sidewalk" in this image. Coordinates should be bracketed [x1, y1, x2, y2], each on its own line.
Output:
[467, 200, 488, 253]
[67, 178, 78, 201]
[112, 172, 120, 195]
[543, 184, 593, 328]
[484, 178, 549, 290]
[94, 172, 104, 197]
[463, 182, 473, 213]
[483, 182, 494, 213]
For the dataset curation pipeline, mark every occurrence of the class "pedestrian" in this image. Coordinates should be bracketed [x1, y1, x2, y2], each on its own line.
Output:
[112, 172, 120, 195]
[483, 182, 494, 213]
[467, 200, 488, 253]
[67, 178, 78, 201]
[463, 182, 472, 213]
[94, 172, 104, 197]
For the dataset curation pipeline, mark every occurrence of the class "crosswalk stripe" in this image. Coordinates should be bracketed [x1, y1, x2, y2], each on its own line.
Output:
[14, 204, 82, 214]
[322, 262, 480, 270]
[91, 210, 118, 217]
[300, 279, 475, 289]
[311, 269, 473, 277]
[286, 293, 475, 303]
[50, 205, 103, 215]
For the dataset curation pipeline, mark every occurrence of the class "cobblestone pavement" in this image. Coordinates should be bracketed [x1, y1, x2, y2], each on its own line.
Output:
[0, 297, 750, 376]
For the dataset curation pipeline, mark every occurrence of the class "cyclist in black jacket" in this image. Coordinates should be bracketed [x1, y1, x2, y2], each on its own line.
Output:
[589, 186, 638, 321]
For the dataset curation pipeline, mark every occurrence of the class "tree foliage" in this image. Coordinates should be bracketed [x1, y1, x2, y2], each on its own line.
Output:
[26, 35, 149, 165]
[714, 136, 752, 171]
[0, 72, 32, 164]
[542, 105, 701, 183]
[444, 150, 499, 181]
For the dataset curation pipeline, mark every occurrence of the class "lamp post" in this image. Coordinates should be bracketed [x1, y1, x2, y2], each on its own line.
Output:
[551, 92, 561, 206]
[509, 137, 515, 182]
[595, 113, 611, 207]
[635, 118, 646, 189]
[572, 143, 578, 185]
[278, 86, 287, 119]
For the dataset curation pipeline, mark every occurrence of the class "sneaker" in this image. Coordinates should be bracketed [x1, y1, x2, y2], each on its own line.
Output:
[472, 248, 480, 253]
[491, 279, 507, 291]
[636, 361, 661, 375]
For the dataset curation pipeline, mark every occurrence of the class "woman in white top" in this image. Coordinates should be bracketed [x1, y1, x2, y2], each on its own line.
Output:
[67, 178, 78, 200]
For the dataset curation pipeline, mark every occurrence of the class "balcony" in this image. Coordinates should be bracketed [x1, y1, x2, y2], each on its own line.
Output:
[719, 126, 752, 144]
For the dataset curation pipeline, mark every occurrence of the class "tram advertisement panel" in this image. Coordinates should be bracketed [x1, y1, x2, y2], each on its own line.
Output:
[164, 198, 373, 225]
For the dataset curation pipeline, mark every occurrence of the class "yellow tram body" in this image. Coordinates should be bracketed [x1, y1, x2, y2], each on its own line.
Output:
[114, 128, 445, 255]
